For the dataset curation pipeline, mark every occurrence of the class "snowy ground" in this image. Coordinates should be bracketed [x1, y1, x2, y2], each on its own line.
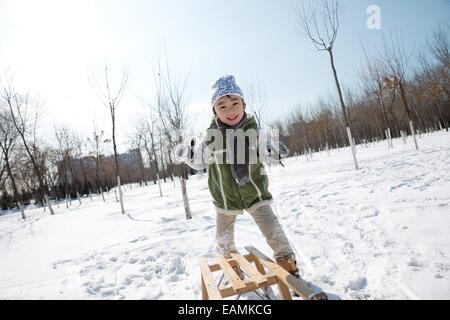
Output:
[1, 131, 449, 300]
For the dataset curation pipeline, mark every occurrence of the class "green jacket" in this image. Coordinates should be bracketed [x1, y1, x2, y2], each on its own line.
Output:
[204, 114, 273, 214]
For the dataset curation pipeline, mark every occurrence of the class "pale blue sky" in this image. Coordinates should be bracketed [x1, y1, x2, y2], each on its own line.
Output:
[0, 0, 449, 150]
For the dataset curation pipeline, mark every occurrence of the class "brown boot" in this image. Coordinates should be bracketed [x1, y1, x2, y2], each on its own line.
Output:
[276, 257, 328, 300]
[276, 256, 301, 297]
[276, 256, 300, 278]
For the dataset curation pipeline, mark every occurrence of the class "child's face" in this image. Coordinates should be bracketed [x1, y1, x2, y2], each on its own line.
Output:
[213, 95, 246, 126]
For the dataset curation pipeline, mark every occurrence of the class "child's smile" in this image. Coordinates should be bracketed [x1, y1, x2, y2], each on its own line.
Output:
[213, 94, 246, 126]
[227, 115, 239, 122]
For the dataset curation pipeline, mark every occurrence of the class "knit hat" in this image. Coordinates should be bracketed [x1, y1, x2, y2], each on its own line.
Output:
[210, 75, 245, 108]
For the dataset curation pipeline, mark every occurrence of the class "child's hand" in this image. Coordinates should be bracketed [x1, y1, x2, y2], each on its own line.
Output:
[174, 143, 192, 163]
[278, 141, 290, 159]
[267, 141, 290, 160]
[174, 137, 208, 170]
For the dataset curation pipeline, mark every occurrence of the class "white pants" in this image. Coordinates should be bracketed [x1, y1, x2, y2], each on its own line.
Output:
[215, 205, 294, 260]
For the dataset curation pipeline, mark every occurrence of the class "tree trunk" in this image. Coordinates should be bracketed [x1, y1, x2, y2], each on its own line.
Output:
[150, 132, 163, 196]
[137, 148, 146, 185]
[180, 177, 192, 220]
[159, 136, 167, 183]
[398, 81, 419, 151]
[4, 155, 20, 210]
[327, 48, 359, 170]
[435, 100, 449, 132]
[117, 176, 125, 214]
[111, 113, 121, 179]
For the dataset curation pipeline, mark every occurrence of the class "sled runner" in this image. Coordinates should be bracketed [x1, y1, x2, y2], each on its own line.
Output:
[199, 246, 328, 300]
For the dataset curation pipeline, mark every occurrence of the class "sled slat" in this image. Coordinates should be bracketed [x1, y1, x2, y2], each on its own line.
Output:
[230, 252, 269, 287]
[245, 246, 322, 300]
[198, 257, 222, 300]
[252, 255, 267, 275]
[219, 275, 278, 298]
[277, 280, 293, 300]
[216, 254, 247, 294]
[210, 259, 238, 272]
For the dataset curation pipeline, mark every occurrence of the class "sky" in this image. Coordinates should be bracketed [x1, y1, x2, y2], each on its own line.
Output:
[0, 0, 449, 154]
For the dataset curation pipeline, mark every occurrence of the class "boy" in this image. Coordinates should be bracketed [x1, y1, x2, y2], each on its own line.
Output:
[176, 75, 299, 278]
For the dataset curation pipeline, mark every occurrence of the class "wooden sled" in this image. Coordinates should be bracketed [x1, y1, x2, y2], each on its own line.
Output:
[199, 246, 328, 300]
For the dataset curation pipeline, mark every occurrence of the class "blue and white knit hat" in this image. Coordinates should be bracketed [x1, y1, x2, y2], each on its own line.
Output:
[210, 75, 245, 108]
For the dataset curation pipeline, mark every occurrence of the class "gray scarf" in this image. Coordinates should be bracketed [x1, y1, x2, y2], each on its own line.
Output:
[217, 113, 250, 185]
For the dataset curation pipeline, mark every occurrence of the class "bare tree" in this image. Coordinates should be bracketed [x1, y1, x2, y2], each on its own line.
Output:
[428, 23, 450, 77]
[86, 121, 110, 198]
[415, 50, 449, 132]
[130, 90, 165, 196]
[360, 53, 398, 148]
[295, 0, 359, 170]
[72, 131, 90, 199]
[154, 69, 175, 184]
[125, 115, 147, 186]
[53, 124, 72, 200]
[380, 30, 419, 150]
[244, 82, 267, 127]
[0, 111, 24, 218]
[142, 113, 163, 196]
[314, 99, 335, 153]
[425, 23, 450, 131]
[0, 79, 54, 214]
[53, 124, 88, 204]
[89, 63, 128, 213]
[156, 55, 192, 220]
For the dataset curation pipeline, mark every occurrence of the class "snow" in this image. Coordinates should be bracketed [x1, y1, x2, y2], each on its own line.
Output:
[1, 131, 449, 300]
